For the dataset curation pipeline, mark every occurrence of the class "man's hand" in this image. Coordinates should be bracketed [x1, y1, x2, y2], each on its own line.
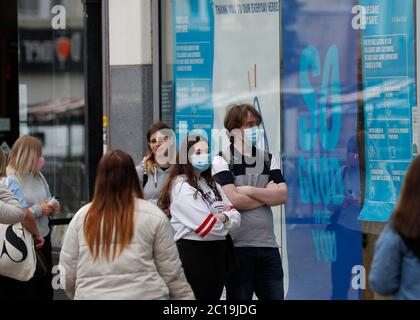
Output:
[221, 184, 265, 211]
[235, 181, 288, 206]
[236, 185, 253, 196]
[238, 182, 279, 195]
[266, 181, 280, 189]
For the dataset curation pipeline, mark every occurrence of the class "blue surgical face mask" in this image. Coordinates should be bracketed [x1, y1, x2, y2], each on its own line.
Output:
[190, 153, 211, 172]
[244, 126, 262, 146]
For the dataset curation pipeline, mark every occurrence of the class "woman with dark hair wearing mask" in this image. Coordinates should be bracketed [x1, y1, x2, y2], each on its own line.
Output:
[159, 136, 240, 300]
[369, 155, 420, 300]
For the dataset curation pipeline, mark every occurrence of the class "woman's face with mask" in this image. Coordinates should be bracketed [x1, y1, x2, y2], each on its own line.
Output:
[189, 141, 211, 173]
[34, 156, 45, 172]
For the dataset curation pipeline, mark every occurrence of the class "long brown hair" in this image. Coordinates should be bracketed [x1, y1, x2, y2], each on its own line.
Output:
[392, 155, 420, 257]
[84, 150, 143, 262]
[158, 136, 221, 211]
[143, 122, 170, 175]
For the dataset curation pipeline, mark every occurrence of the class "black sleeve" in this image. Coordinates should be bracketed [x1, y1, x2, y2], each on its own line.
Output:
[143, 174, 148, 188]
[213, 171, 235, 187]
[269, 169, 285, 184]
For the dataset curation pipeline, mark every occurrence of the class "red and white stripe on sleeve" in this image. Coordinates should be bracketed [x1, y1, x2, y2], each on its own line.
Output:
[195, 213, 218, 238]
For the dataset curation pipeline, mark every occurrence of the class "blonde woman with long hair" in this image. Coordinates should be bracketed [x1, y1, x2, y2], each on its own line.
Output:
[60, 150, 194, 299]
[0, 148, 43, 231]
[6, 135, 59, 300]
[0, 147, 45, 300]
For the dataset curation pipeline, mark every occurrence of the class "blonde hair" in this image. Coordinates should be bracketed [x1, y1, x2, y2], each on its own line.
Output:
[7, 135, 42, 179]
[0, 149, 7, 178]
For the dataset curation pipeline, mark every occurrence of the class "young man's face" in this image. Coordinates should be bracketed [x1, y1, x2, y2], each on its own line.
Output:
[239, 111, 260, 138]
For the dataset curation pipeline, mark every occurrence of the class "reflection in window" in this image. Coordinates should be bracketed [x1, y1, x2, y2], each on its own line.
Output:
[18, 0, 42, 16]
[17, 0, 87, 248]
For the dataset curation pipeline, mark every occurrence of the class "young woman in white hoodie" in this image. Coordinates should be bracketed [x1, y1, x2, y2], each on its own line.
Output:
[159, 135, 241, 300]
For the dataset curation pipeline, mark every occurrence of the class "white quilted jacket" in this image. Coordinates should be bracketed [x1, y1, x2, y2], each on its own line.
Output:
[59, 199, 194, 300]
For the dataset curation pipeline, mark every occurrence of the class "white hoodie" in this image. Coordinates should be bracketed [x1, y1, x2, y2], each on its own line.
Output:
[170, 175, 241, 242]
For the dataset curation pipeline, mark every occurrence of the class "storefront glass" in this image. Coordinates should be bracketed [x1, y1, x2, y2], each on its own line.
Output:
[161, 0, 419, 299]
[17, 0, 88, 248]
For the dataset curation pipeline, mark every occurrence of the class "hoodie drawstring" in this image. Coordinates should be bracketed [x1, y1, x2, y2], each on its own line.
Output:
[153, 166, 157, 188]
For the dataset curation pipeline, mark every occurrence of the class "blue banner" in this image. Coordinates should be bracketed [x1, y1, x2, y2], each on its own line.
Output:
[282, 0, 362, 299]
[359, 0, 417, 222]
[173, 0, 214, 145]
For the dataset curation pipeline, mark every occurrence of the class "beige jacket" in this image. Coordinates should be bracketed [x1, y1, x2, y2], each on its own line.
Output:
[59, 199, 194, 300]
[0, 180, 24, 224]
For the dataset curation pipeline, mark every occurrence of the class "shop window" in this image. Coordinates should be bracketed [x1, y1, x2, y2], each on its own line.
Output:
[159, 0, 419, 300]
[17, 0, 88, 249]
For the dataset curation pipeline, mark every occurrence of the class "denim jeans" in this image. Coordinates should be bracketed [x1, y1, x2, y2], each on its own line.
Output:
[226, 247, 284, 300]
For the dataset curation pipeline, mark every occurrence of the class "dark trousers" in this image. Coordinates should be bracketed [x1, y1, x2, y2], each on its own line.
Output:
[0, 234, 53, 300]
[176, 239, 227, 300]
[226, 247, 284, 300]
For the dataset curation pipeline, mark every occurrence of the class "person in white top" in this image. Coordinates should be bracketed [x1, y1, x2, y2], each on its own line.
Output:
[159, 135, 240, 300]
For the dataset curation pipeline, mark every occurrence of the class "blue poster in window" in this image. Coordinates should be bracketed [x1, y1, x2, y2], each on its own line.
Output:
[173, 0, 214, 145]
[359, 0, 417, 222]
[282, 0, 361, 299]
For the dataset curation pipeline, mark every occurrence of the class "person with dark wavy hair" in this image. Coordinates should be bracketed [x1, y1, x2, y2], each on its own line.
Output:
[370, 155, 420, 300]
